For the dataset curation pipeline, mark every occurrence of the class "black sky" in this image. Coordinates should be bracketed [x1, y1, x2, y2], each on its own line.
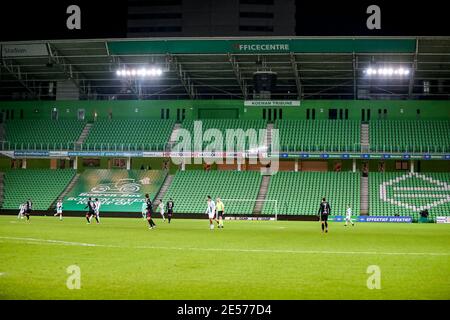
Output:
[0, 0, 448, 41]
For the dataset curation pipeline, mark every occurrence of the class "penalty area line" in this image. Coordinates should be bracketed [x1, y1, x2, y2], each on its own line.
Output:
[0, 236, 449, 257]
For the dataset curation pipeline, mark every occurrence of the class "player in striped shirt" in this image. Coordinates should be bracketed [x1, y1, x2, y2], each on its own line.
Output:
[318, 197, 331, 233]
[24, 199, 33, 221]
[85, 197, 96, 224]
[166, 198, 174, 224]
[145, 193, 156, 229]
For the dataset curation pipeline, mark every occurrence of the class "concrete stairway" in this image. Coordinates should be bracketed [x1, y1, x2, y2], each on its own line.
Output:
[253, 175, 271, 214]
[361, 123, 370, 153]
[50, 173, 80, 209]
[167, 123, 182, 151]
[153, 174, 175, 208]
[75, 123, 93, 148]
[266, 123, 273, 150]
[360, 176, 369, 215]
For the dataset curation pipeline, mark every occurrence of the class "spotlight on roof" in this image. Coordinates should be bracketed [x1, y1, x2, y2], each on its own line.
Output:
[115, 67, 163, 78]
[364, 66, 410, 78]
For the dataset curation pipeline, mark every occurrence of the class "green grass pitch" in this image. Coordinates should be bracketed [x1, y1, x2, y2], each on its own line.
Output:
[0, 215, 449, 300]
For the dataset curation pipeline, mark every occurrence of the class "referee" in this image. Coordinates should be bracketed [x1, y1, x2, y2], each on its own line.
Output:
[318, 197, 331, 233]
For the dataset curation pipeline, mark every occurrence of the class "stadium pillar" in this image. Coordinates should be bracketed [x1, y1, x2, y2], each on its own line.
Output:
[126, 157, 131, 170]
[410, 161, 415, 173]
[352, 159, 356, 172]
[295, 159, 299, 172]
[181, 159, 185, 171]
[237, 162, 242, 171]
[21, 159, 27, 169]
[73, 157, 78, 170]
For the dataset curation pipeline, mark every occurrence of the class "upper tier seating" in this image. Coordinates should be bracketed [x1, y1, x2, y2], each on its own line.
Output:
[4, 120, 85, 149]
[85, 119, 175, 151]
[275, 120, 361, 152]
[369, 120, 450, 153]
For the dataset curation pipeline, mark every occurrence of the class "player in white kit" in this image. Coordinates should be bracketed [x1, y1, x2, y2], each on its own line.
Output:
[94, 198, 101, 223]
[18, 203, 25, 219]
[53, 200, 63, 221]
[206, 196, 216, 230]
[141, 201, 147, 219]
[158, 199, 166, 222]
[344, 205, 355, 227]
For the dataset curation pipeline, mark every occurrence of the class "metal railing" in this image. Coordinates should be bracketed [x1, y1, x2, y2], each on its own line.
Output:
[1, 140, 449, 155]
[278, 143, 449, 154]
[0, 141, 170, 152]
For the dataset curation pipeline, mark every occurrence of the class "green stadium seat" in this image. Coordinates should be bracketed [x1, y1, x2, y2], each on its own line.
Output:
[263, 172, 361, 216]
[369, 120, 450, 153]
[163, 170, 262, 215]
[275, 120, 361, 152]
[369, 172, 450, 220]
[85, 119, 175, 151]
[4, 119, 85, 150]
[2, 169, 76, 210]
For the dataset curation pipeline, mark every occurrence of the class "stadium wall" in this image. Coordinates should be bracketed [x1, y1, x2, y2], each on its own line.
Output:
[1, 158, 449, 172]
[1, 100, 449, 121]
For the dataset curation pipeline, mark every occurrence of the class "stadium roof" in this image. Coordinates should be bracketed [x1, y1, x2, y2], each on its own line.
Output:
[1, 36, 449, 100]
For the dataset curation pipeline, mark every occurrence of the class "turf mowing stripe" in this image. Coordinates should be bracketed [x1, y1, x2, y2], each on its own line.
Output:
[1, 236, 449, 257]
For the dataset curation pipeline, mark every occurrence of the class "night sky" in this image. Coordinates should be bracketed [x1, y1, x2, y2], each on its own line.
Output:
[0, 0, 448, 41]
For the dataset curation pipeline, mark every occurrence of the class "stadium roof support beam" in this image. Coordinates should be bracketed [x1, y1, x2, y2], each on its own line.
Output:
[290, 53, 302, 100]
[1, 61, 37, 97]
[353, 53, 357, 99]
[167, 54, 196, 99]
[409, 39, 419, 98]
[46, 43, 86, 95]
[228, 54, 247, 99]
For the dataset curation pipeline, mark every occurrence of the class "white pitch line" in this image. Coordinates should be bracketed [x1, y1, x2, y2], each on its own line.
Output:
[0, 236, 449, 257]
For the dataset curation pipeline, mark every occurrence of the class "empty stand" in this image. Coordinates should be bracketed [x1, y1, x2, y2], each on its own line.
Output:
[84, 119, 175, 151]
[369, 172, 450, 220]
[179, 119, 267, 150]
[4, 120, 86, 150]
[275, 120, 361, 152]
[263, 172, 361, 215]
[1, 169, 76, 210]
[370, 120, 450, 153]
[162, 170, 262, 214]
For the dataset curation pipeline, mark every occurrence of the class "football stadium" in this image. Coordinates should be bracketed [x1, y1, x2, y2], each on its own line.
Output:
[0, 3, 449, 303]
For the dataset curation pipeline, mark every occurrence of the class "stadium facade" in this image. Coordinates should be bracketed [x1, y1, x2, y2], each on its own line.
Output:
[0, 36, 449, 221]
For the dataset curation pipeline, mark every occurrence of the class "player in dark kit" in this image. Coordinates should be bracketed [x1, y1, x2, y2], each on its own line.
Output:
[318, 197, 331, 233]
[166, 198, 174, 223]
[145, 193, 156, 229]
[84, 197, 98, 224]
[24, 198, 33, 221]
